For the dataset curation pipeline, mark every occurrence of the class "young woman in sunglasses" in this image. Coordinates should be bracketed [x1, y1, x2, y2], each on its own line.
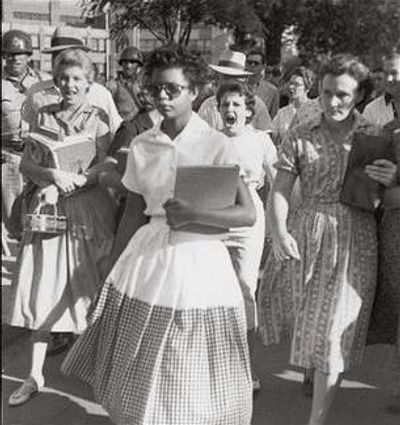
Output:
[62, 45, 256, 425]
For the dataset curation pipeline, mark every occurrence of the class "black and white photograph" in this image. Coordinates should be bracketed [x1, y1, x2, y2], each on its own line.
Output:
[2, 1, 400, 424]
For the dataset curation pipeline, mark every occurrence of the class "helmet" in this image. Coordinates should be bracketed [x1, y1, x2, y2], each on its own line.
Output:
[119, 46, 143, 65]
[2, 30, 33, 55]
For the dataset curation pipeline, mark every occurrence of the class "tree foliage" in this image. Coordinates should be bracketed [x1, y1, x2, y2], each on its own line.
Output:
[81, 0, 400, 66]
[295, 0, 400, 67]
[80, 0, 261, 46]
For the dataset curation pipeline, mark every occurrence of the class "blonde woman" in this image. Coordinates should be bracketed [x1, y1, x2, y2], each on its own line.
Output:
[7, 49, 117, 406]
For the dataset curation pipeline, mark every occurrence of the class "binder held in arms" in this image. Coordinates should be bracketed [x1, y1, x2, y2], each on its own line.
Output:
[340, 131, 395, 211]
[26, 129, 96, 174]
[174, 165, 240, 234]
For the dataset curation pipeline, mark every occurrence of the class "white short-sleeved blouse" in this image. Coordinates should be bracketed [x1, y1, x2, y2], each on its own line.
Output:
[122, 112, 241, 216]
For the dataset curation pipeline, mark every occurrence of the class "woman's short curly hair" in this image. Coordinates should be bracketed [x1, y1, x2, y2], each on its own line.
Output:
[216, 81, 256, 124]
[290, 66, 315, 92]
[318, 53, 370, 93]
[53, 48, 95, 85]
[143, 44, 208, 91]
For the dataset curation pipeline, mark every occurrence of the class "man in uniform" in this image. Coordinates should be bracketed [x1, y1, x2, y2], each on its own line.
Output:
[106, 46, 144, 121]
[22, 26, 122, 136]
[2, 29, 50, 237]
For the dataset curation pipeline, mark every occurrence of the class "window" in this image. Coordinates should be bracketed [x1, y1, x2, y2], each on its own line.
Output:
[98, 38, 106, 53]
[59, 15, 84, 25]
[88, 38, 99, 52]
[43, 36, 52, 48]
[31, 35, 40, 49]
[13, 12, 49, 22]
[41, 60, 52, 72]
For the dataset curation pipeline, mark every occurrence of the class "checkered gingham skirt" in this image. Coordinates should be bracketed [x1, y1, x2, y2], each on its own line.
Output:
[62, 221, 253, 425]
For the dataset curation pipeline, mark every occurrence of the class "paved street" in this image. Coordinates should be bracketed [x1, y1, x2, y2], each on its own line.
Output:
[2, 239, 399, 425]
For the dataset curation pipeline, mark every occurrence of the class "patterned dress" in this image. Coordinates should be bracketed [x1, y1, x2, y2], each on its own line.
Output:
[8, 101, 117, 333]
[258, 112, 379, 374]
[62, 113, 252, 425]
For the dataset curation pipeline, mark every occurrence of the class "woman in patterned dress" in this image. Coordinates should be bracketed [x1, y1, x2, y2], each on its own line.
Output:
[7, 49, 117, 406]
[258, 53, 398, 425]
[62, 45, 255, 425]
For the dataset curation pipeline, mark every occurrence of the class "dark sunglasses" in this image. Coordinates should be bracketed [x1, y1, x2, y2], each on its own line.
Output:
[120, 60, 142, 66]
[147, 83, 189, 99]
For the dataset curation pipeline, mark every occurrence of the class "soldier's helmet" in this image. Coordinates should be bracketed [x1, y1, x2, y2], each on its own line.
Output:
[119, 46, 143, 65]
[2, 30, 33, 55]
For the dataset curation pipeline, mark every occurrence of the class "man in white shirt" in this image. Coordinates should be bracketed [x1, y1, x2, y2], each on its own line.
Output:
[198, 50, 272, 131]
[22, 26, 122, 136]
[363, 52, 400, 126]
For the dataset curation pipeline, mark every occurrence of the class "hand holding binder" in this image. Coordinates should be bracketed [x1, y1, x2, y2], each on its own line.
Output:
[172, 165, 240, 234]
[340, 131, 395, 211]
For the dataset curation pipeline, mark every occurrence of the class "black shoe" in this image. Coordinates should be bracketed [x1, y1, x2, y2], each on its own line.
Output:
[46, 333, 74, 356]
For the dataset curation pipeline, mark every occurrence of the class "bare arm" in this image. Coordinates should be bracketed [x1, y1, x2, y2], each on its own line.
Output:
[20, 153, 87, 193]
[164, 178, 256, 230]
[269, 169, 301, 261]
[105, 191, 148, 275]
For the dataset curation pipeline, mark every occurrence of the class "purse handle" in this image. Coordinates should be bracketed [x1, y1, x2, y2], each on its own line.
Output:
[33, 201, 59, 218]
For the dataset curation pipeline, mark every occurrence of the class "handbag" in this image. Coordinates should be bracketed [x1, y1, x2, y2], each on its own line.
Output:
[23, 202, 67, 234]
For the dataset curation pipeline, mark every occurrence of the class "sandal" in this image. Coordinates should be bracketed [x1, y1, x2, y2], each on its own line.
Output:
[8, 377, 41, 406]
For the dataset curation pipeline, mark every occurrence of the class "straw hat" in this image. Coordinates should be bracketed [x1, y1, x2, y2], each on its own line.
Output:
[209, 50, 252, 76]
[42, 26, 91, 53]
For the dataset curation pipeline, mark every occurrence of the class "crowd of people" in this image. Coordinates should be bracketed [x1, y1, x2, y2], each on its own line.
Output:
[2, 24, 399, 425]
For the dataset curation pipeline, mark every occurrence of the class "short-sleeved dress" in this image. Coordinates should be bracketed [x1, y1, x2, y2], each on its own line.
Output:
[62, 113, 252, 425]
[8, 101, 117, 334]
[224, 127, 277, 330]
[258, 112, 379, 374]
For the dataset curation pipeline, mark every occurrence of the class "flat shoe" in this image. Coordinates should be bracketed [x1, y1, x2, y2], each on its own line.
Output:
[8, 377, 40, 406]
[46, 333, 74, 356]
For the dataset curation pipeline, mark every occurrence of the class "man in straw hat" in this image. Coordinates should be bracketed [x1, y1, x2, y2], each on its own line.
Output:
[22, 25, 122, 136]
[198, 49, 272, 131]
[2, 30, 50, 238]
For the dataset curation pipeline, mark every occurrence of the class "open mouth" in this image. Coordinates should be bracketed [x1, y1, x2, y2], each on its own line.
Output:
[225, 114, 236, 126]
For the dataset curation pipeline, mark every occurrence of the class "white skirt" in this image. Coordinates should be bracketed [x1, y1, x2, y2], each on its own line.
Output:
[63, 217, 253, 425]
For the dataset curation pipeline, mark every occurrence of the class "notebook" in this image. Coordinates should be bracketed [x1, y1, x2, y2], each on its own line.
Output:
[174, 165, 240, 234]
[26, 131, 96, 174]
[340, 131, 395, 211]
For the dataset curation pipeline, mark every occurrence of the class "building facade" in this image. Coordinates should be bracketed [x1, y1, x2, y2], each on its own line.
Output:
[2, 0, 233, 80]
[2, 0, 109, 80]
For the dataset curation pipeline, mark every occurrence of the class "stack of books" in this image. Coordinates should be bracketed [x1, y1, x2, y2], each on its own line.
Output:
[26, 129, 96, 174]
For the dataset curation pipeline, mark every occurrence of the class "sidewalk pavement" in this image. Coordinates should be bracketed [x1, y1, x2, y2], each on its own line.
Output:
[2, 238, 399, 425]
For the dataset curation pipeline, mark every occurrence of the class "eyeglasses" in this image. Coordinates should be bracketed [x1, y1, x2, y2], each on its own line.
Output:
[147, 83, 190, 99]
